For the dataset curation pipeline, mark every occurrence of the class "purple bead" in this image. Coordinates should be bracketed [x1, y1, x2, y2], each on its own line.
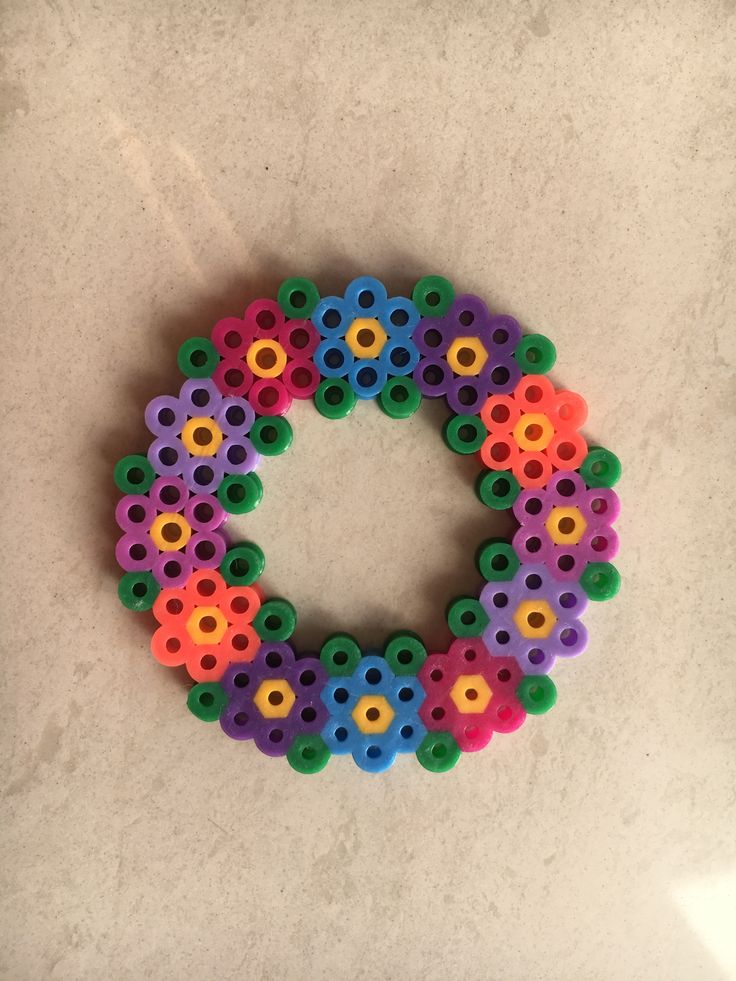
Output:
[413, 356, 452, 397]
[149, 475, 189, 513]
[144, 395, 187, 439]
[220, 647, 328, 756]
[413, 318, 451, 357]
[179, 377, 222, 417]
[447, 294, 491, 337]
[483, 315, 522, 355]
[185, 494, 226, 532]
[447, 375, 486, 415]
[115, 495, 156, 534]
[221, 438, 260, 475]
[480, 563, 588, 674]
[181, 454, 225, 494]
[185, 530, 227, 569]
[115, 532, 155, 572]
[479, 355, 522, 396]
[148, 437, 186, 478]
[215, 396, 255, 437]
[152, 551, 193, 589]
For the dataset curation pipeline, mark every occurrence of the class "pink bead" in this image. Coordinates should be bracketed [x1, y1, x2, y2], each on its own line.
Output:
[248, 377, 292, 416]
[282, 359, 320, 399]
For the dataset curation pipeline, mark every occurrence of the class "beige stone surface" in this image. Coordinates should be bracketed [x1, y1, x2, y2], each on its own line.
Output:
[1, 1, 735, 979]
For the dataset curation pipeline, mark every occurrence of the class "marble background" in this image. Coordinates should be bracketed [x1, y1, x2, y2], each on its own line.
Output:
[1, 1, 735, 979]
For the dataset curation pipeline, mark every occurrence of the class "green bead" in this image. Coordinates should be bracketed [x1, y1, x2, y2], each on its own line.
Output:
[379, 377, 422, 419]
[314, 378, 357, 420]
[415, 732, 461, 773]
[254, 598, 297, 641]
[250, 416, 293, 456]
[412, 275, 455, 317]
[220, 542, 265, 586]
[446, 597, 489, 638]
[277, 277, 321, 318]
[476, 540, 520, 581]
[117, 571, 160, 611]
[517, 675, 557, 715]
[443, 414, 487, 455]
[515, 334, 556, 374]
[217, 473, 263, 514]
[580, 561, 621, 601]
[287, 734, 331, 774]
[320, 633, 362, 676]
[177, 337, 220, 378]
[187, 682, 227, 722]
[384, 632, 427, 675]
[114, 454, 155, 494]
[580, 447, 622, 488]
[476, 470, 521, 509]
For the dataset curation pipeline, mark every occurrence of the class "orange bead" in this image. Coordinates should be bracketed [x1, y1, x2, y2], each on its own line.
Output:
[479, 434, 520, 471]
[220, 586, 261, 624]
[547, 431, 588, 470]
[186, 568, 227, 607]
[186, 647, 230, 683]
[221, 623, 260, 662]
[514, 375, 555, 414]
[151, 625, 192, 667]
[513, 450, 554, 489]
[549, 390, 588, 430]
[153, 587, 194, 626]
[480, 394, 520, 434]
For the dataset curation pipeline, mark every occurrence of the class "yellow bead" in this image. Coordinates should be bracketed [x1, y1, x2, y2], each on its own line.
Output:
[186, 605, 228, 645]
[513, 599, 557, 639]
[446, 336, 488, 376]
[254, 679, 296, 719]
[513, 412, 554, 452]
[180, 416, 224, 457]
[246, 339, 288, 378]
[351, 695, 394, 734]
[344, 318, 387, 359]
[449, 674, 492, 714]
[149, 512, 192, 551]
[545, 506, 587, 545]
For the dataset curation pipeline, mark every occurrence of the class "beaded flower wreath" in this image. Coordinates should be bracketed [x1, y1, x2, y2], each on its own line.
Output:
[114, 275, 621, 774]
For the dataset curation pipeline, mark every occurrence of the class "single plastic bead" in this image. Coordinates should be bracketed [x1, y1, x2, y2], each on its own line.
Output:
[379, 377, 422, 419]
[517, 675, 557, 714]
[314, 378, 357, 420]
[384, 632, 427, 675]
[320, 633, 362, 676]
[415, 731, 461, 772]
[248, 377, 292, 416]
[254, 598, 297, 641]
[580, 447, 622, 488]
[412, 275, 455, 317]
[443, 414, 488, 455]
[446, 597, 490, 638]
[250, 416, 293, 456]
[476, 470, 521, 510]
[220, 543, 265, 586]
[217, 473, 263, 514]
[177, 337, 220, 378]
[476, 540, 520, 581]
[118, 571, 160, 611]
[580, 561, 621, 601]
[187, 682, 227, 722]
[277, 277, 321, 318]
[514, 334, 556, 375]
[287, 734, 331, 774]
[114, 454, 155, 494]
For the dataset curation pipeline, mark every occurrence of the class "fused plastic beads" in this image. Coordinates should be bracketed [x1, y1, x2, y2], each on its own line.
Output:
[114, 274, 622, 774]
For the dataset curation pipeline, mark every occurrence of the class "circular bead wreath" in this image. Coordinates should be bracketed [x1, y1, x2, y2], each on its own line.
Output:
[114, 275, 621, 774]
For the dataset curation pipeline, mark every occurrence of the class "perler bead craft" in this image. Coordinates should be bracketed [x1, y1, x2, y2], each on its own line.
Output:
[114, 275, 621, 774]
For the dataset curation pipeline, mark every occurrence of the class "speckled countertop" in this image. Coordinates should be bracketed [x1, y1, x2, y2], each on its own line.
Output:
[1, 2, 735, 979]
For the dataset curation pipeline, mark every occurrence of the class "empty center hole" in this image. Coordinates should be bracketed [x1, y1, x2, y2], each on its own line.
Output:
[356, 328, 375, 347]
[558, 516, 576, 534]
[365, 707, 381, 721]
[457, 347, 476, 367]
[161, 522, 182, 543]
[268, 690, 284, 706]
[527, 611, 546, 628]
[231, 400, 516, 647]
[256, 347, 278, 369]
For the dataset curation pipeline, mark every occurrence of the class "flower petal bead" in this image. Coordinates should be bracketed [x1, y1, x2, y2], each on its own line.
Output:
[145, 395, 187, 439]
[244, 298, 285, 340]
[211, 316, 253, 358]
[312, 297, 352, 338]
[314, 338, 353, 378]
[344, 276, 388, 317]
[348, 359, 387, 400]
